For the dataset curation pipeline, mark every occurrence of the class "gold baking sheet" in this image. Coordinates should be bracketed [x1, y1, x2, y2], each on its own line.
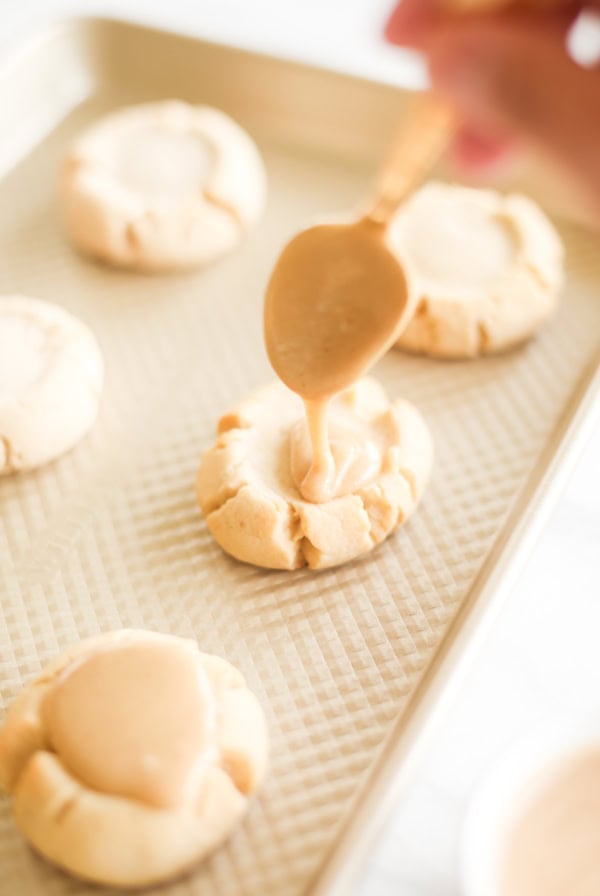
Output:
[0, 18, 599, 896]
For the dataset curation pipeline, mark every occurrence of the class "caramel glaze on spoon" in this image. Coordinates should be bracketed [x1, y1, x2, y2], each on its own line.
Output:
[264, 99, 452, 503]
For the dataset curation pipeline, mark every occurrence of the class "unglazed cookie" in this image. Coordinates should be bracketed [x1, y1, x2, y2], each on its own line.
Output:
[61, 101, 266, 271]
[0, 630, 268, 888]
[0, 295, 103, 474]
[196, 377, 433, 570]
[388, 182, 564, 358]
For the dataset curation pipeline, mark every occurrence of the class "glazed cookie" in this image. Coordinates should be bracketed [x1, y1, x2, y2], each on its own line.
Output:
[61, 101, 266, 271]
[0, 295, 103, 474]
[0, 630, 268, 888]
[196, 377, 433, 570]
[388, 182, 564, 358]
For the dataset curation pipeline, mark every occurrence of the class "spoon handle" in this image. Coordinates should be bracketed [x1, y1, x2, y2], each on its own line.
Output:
[365, 95, 455, 227]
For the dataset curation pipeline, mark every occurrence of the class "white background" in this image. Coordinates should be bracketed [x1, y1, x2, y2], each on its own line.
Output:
[2, 2, 600, 894]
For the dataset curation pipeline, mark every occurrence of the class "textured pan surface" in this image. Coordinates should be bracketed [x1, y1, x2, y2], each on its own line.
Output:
[0, 19, 599, 896]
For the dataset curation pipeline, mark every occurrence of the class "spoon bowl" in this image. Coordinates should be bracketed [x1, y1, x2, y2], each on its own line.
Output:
[264, 219, 413, 401]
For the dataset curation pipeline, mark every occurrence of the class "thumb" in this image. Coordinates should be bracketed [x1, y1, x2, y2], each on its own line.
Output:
[429, 17, 600, 195]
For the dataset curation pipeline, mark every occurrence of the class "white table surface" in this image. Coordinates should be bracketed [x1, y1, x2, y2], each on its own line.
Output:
[2, 2, 600, 894]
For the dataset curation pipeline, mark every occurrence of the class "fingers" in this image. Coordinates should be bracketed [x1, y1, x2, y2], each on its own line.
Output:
[428, 15, 600, 191]
[384, 0, 583, 49]
[385, 2, 600, 194]
[384, 0, 442, 48]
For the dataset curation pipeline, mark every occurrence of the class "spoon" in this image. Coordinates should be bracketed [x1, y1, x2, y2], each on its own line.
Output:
[263, 96, 452, 502]
[264, 96, 453, 403]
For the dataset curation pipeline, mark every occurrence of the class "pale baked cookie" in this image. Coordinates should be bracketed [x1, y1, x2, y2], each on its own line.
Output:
[0, 630, 268, 888]
[61, 101, 266, 271]
[388, 182, 564, 358]
[0, 295, 103, 474]
[196, 377, 433, 570]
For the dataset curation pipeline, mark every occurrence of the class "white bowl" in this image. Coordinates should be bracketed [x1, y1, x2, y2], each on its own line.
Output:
[460, 716, 600, 896]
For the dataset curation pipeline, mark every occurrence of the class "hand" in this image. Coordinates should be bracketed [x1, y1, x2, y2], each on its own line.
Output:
[385, 0, 600, 200]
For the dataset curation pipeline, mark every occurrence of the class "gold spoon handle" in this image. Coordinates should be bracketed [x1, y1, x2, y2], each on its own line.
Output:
[365, 95, 455, 227]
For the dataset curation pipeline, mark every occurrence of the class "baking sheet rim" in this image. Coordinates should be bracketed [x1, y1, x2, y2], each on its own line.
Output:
[310, 357, 600, 894]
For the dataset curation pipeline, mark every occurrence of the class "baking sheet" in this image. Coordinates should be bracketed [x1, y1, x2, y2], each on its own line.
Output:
[0, 17, 599, 896]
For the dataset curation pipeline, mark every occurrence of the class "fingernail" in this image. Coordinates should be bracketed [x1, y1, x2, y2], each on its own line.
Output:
[452, 128, 519, 177]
